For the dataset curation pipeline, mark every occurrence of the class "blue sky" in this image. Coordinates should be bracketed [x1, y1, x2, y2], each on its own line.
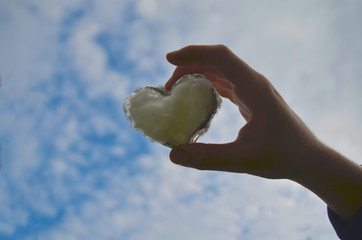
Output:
[1, 0, 362, 239]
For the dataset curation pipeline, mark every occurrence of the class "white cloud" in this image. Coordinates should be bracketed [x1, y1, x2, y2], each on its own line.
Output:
[66, 19, 131, 99]
[314, 111, 362, 162]
[2, 0, 361, 239]
[200, 100, 245, 144]
[36, 149, 337, 239]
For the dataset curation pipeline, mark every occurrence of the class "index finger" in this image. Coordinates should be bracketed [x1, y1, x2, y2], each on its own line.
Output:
[165, 64, 221, 91]
[166, 45, 275, 112]
[167, 45, 253, 86]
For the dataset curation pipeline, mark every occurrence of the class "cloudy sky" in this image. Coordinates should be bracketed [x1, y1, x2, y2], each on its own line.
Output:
[1, 0, 362, 239]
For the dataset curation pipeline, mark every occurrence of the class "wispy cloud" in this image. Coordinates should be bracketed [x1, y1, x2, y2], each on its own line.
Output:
[1, 0, 361, 239]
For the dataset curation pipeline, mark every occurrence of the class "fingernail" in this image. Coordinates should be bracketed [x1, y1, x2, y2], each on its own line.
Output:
[170, 148, 190, 166]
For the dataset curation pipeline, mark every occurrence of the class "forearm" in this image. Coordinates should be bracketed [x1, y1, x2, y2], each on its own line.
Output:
[291, 142, 362, 221]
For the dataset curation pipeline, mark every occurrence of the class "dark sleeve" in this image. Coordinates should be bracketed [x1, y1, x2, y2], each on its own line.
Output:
[328, 206, 362, 239]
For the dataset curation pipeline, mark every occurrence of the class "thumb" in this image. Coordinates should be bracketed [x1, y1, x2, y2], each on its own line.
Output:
[170, 142, 240, 171]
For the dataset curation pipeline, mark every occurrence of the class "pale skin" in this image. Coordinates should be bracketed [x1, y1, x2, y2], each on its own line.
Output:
[165, 45, 362, 222]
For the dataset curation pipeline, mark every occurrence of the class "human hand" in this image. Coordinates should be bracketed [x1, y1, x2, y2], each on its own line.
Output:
[166, 45, 321, 180]
[165, 45, 362, 221]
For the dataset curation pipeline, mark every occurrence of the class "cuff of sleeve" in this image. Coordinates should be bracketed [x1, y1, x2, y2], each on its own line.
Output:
[328, 206, 362, 239]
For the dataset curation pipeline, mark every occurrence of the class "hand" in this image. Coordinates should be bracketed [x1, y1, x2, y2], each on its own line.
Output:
[166, 45, 320, 179]
[166, 45, 362, 221]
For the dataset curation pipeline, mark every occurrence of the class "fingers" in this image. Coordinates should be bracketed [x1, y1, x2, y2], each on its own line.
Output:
[169, 139, 280, 178]
[165, 64, 221, 91]
[166, 45, 276, 113]
[203, 72, 236, 102]
[165, 65, 235, 100]
[167, 45, 229, 66]
[170, 142, 243, 172]
[167, 45, 253, 88]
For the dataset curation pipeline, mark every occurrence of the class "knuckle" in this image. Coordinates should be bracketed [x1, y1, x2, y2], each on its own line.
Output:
[215, 44, 229, 54]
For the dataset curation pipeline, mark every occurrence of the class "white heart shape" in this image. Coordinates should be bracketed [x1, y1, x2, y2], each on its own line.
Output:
[124, 74, 221, 148]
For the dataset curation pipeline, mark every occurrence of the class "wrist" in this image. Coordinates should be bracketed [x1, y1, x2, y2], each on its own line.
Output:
[290, 142, 362, 221]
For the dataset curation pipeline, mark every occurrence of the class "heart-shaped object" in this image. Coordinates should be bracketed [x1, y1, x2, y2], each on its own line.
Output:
[124, 74, 221, 148]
